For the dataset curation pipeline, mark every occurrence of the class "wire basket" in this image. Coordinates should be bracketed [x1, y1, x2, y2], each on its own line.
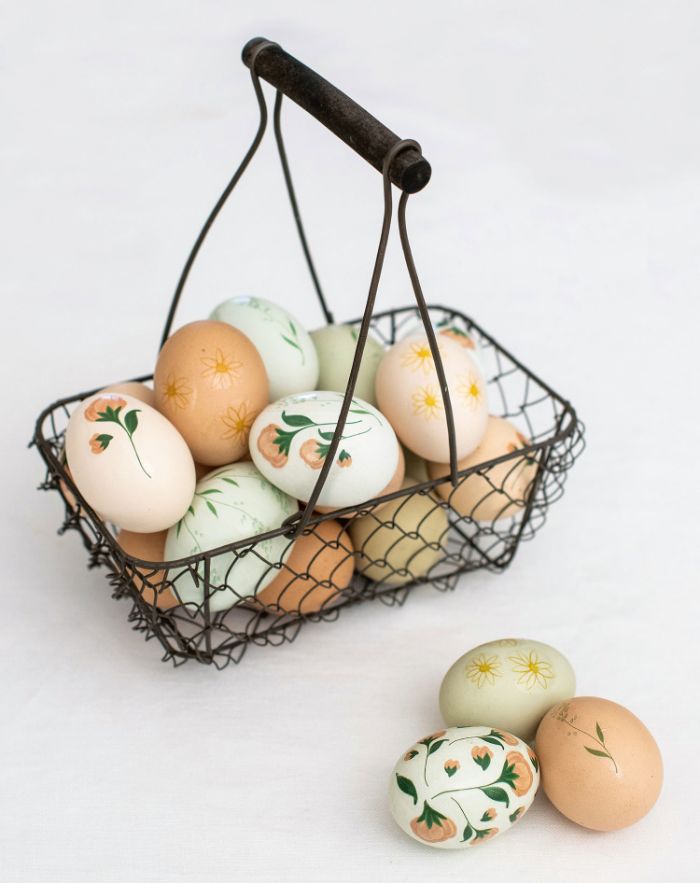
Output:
[32, 38, 584, 668]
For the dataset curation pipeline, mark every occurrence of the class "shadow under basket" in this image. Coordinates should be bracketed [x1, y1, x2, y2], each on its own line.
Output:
[32, 40, 584, 668]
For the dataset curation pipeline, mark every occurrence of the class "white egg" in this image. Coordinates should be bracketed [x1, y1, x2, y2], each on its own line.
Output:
[249, 391, 399, 510]
[210, 295, 319, 400]
[164, 462, 298, 612]
[65, 392, 195, 532]
[390, 725, 539, 849]
[375, 334, 489, 462]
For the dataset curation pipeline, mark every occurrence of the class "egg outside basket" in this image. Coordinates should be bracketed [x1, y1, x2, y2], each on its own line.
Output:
[32, 39, 584, 668]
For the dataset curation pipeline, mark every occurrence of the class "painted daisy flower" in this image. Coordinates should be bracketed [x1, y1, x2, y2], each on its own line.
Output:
[411, 385, 442, 420]
[508, 650, 554, 690]
[465, 653, 502, 687]
[200, 348, 242, 390]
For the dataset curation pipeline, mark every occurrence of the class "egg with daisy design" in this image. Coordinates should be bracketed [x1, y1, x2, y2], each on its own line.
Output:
[439, 639, 576, 743]
[390, 725, 539, 849]
[375, 334, 488, 463]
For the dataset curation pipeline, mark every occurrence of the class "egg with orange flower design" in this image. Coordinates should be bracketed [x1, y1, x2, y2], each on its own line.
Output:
[65, 392, 196, 532]
[375, 334, 488, 463]
[154, 320, 269, 466]
[390, 725, 539, 849]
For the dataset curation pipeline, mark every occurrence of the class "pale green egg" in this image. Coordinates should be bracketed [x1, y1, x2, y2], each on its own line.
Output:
[310, 324, 384, 406]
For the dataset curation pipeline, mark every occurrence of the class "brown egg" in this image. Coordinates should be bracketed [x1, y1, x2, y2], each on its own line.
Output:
[254, 519, 355, 614]
[154, 320, 268, 466]
[535, 697, 663, 831]
[316, 445, 405, 516]
[116, 528, 178, 610]
[101, 381, 156, 408]
[428, 416, 537, 521]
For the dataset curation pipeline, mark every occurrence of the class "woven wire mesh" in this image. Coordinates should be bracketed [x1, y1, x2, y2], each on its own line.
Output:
[33, 304, 584, 668]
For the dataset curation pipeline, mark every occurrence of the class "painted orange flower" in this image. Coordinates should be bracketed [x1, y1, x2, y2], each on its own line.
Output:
[509, 806, 527, 823]
[257, 424, 287, 468]
[440, 327, 476, 350]
[84, 395, 127, 422]
[300, 438, 324, 469]
[89, 433, 107, 454]
[410, 815, 457, 843]
[423, 730, 446, 742]
[471, 827, 499, 845]
[482, 807, 496, 821]
[337, 452, 352, 468]
[506, 751, 533, 796]
[471, 745, 493, 770]
[501, 732, 520, 746]
[220, 402, 255, 445]
[444, 759, 460, 776]
[403, 749, 419, 761]
[161, 374, 192, 410]
[200, 348, 242, 390]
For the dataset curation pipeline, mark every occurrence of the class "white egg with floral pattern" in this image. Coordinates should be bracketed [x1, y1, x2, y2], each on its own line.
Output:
[65, 392, 196, 533]
[390, 725, 539, 850]
[249, 391, 400, 510]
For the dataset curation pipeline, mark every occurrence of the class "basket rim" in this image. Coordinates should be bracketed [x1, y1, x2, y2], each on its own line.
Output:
[32, 305, 581, 571]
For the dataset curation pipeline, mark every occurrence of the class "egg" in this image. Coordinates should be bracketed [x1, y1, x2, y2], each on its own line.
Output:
[316, 444, 405, 516]
[65, 392, 196, 532]
[375, 334, 488, 462]
[154, 320, 269, 466]
[350, 479, 448, 585]
[440, 638, 576, 743]
[254, 519, 355, 614]
[116, 528, 177, 610]
[428, 417, 538, 521]
[164, 462, 297, 611]
[390, 725, 539, 849]
[403, 445, 429, 482]
[210, 295, 319, 399]
[101, 381, 156, 408]
[535, 697, 663, 831]
[400, 320, 483, 369]
[250, 391, 400, 510]
[310, 324, 384, 406]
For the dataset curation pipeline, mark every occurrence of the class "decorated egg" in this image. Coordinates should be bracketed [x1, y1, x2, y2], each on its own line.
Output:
[154, 320, 268, 466]
[316, 444, 405, 516]
[350, 479, 448, 585]
[101, 381, 156, 408]
[254, 519, 355, 614]
[440, 638, 576, 743]
[210, 296, 319, 400]
[536, 697, 663, 831]
[164, 462, 297, 612]
[116, 528, 177, 610]
[65, 392, 196, 532]
[400, 320, 484, 371]
[250, 391, 399, 510]
[375, 334, 488, 462]
[310, 324, 384, 405]
[390, 725, 539, 849]
[428, 417, 538, 521]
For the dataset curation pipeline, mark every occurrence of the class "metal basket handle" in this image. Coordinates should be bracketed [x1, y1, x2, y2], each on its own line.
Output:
[160, 38, 460, 538]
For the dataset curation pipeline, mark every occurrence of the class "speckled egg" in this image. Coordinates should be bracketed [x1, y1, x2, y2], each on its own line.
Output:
[164, 462, 297, 612]
[154, 320, 269, 466]
[375, 334, 488, 462]
[254, 519, 355, 614]
[350, 479, 448, 585]
[440, 638, 576, 743]
[65, 392, 196, 532]
[536, 697, 663, 831]
[250, 391, 399, 510]
[310, 324, 384, 405]
[390, 725, 539, 849]
[428, 416, 538, 521]
[210, 295, 319, 400]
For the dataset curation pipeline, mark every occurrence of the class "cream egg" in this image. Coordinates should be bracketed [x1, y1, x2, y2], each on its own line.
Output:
[440, 638, 576, 743]
[65, 392, 196, 532]
[375, 334, 488, 462]
[250, 391, 399, 511]
[310, 324, 384, 406]
[536, 697, 663, 831]
[164, 461, 297, 612]
[101, 381, 156, 408]
[210, 296, 319, 400]
[350, 479, 448, 586]
[154, 320, 269, 466]
[390, 725, 539, 849]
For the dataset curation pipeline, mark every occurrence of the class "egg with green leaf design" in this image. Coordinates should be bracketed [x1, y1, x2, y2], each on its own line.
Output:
[210, 296, 318, 400]
[390, 725, 539, 849]
[164, 461, 297, 612]
[65, 392, 196, 532]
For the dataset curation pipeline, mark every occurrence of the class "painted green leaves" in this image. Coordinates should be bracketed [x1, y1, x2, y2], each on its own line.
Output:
[84, 396, 150, 478]
[583, 722, 618, 771]
[396, 774, 418, 805]
[555, 707, 619, 774]
[416, 800, 448, 829]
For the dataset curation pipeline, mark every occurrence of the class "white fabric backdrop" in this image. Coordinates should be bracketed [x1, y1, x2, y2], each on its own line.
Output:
[2, 1, 698, 880]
